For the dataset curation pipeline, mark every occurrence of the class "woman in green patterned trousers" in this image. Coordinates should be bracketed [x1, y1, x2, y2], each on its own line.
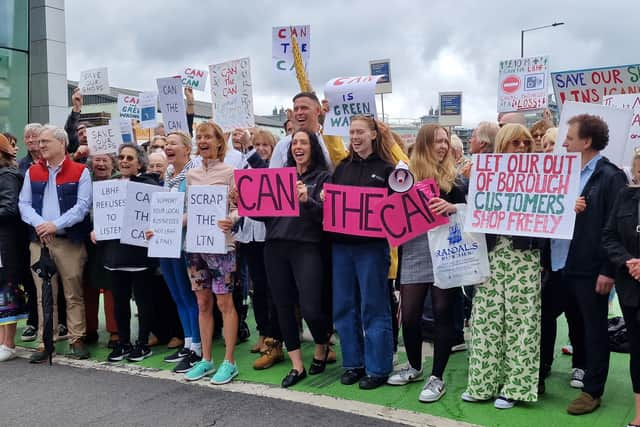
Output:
[462, 124, 545, 410]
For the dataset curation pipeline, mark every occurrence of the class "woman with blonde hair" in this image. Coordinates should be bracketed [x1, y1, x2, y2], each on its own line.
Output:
[388, 124, 466, 403]
[463, 123, 544, 409]
[542, 127, 558, 153]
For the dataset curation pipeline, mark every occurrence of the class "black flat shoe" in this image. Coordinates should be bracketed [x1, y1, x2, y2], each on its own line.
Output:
[359, 375, 388, 390]
[309, 345, 330, 375]
[281, 368, 307, 388]
[341, 368, 366, 385]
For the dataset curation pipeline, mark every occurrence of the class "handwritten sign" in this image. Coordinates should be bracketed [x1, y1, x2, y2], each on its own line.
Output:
[323, 184, 387, 237]
[272, 25, 310, 72]
[464, 153, 581, 239]
[120, 182, 167, 248]
[148, 192, 185, 258]
[551, 64, 640, 106]
[156, 77, 189, 133]
[323, 75, 381, 136]
[181, 67, 208, 92]
[210, 57, 255, 132]
[498, 56, 549, 113]
[603, 94, 640, 169]
[555, 101, 633, 168]
[79, 67, 109, 95]
[234, 168, 298, 217]
[117, 94, 140, 119]
[92, 180, 127, 241]
[378, 179, 448, 247]
[139, 91, 157, 129]
[186, 185, 228, 254]
[87, 124, 122, 155]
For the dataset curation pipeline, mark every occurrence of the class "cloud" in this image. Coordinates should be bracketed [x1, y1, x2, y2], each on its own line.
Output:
[65, 0, 640, 127]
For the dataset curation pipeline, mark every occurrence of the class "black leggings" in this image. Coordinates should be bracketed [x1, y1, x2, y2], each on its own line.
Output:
[111, 269, 154, 345]
[400, 283, 456, 378]
[621, 304, 640, 393]
[264, 240, 331, 352]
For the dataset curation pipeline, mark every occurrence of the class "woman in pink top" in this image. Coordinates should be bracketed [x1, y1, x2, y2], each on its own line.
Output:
[183, 121, 240, 385]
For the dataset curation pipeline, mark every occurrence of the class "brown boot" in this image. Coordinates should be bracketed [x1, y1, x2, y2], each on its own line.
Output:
[253, 338, 284, 370]
[567, 392, 601, 415]
[250, 336, 266, 354]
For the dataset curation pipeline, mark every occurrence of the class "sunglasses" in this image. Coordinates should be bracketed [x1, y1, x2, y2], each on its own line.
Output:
[118, 154, 137, 162]
[510, 139, 532, 147]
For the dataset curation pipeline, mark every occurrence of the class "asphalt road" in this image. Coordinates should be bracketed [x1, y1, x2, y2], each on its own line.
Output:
[0, 358, 406, 427]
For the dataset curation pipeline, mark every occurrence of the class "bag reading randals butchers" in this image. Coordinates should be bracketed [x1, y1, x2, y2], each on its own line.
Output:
[428, 204, 490, 289]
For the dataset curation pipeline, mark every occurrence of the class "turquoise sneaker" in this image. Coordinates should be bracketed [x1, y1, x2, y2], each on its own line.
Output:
[184, 359, 215, 381]
[210, 360, 238, 384]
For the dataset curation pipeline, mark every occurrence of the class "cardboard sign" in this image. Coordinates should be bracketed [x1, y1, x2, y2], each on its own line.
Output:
[117, 94, 140, 119]
[323, 184, 387, 237]
[272, 25, 310, 72]
[378, 179, 449, 247]
[497, 56, 549, 113]
[603, 94, 640, 168]
[323, 75, 381, 136]
[120, 182, 167, 248]
[87, 124, 122, 155]
[185, 185, 228, 254]
[92, 180, 127, 241]
[209, 57, 255, 132]
[156, 77, 189, 133]
[148, 192, 185, 258]
[464, 153, 581, 239]
[139, 91, 157, 129]
[551, 63, 640, 106]
[555, 101, 633, 168]
[79, 67, 109, 95]
[181, 67, 208, 92]
[234, 168, 299, 217]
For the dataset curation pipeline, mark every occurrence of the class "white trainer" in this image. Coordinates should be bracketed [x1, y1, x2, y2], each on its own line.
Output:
[461, 391, 480, 402]
[494, 396, 516, 409]
[387, 365, 423, 385]
[419, 375, 446, 403]
[0, 345, 17, 362]
[570, 368, 585, 388]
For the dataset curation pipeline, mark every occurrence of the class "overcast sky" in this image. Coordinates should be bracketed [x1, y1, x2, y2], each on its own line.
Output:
[64, 0, 640, 127]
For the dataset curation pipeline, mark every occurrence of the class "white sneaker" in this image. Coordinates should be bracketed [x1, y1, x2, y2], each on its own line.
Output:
[451, 342, 467, 352]
[387, 365, 423, 385]
[494, 396, 516, 409]
[419, 375, 446, 402]
[570, 368, 585, 388]
[461, 391, 480, 402]
[0, 345, 17, 362]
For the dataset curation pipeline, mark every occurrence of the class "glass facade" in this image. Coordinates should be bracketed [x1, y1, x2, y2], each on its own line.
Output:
[0, 0, 29, 156]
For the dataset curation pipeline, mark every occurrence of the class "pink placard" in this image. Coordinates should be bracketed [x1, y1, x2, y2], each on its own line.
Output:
[323, 184, 387, 237]
[379, 179, 449, 247]
[235, 167, 299, 217]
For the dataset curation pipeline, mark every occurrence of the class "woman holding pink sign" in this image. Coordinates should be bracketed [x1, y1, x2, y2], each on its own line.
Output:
[387, 124, 466, 403]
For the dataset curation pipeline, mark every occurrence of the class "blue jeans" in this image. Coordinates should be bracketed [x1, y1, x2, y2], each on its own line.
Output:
[159, 255, 200, 343]
[332, 241, 393, 378]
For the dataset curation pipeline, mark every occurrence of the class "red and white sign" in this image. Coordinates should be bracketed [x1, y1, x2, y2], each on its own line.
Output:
[498, 56, 549, 113]
[502, 75, 520, 93]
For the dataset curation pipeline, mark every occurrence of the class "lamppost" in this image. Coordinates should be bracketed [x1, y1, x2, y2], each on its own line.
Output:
[521, 22, 564, 57]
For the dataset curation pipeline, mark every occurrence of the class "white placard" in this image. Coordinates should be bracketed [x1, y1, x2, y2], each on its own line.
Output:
[119, 119, 134, 144]
[555, 101, 634, 168]
[209, 57, 255, 132]
[323, 75, 381, 136]
[139, 91, 157, 129]
[603, 94, 640, 169]
[121, 182, 167, 248]
[87, 124, 123, 155]
[156, 77, 189, 134]
[272, 25, 310, 73]
[79, 67, 109, 95]
[181, 67, 208, 92]
[186, 185, 228, 254]
[497, 56, 549, 113]
[148, 192, 185, 258]
[92, 180, 127, 241]
[463, 153, 581, 239]
[117, 94, 140, 120]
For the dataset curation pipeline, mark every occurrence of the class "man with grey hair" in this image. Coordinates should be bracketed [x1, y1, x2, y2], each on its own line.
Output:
[18, 123, 43, 176]
[19, 124, 92, 362]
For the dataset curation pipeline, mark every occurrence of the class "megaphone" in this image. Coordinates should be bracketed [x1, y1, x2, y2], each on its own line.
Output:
[388, 160, 414, 193]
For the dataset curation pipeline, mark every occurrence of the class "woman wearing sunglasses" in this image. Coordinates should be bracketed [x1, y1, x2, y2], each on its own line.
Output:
[462, 123, 544, 409]
[100, 143, 161, 363]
